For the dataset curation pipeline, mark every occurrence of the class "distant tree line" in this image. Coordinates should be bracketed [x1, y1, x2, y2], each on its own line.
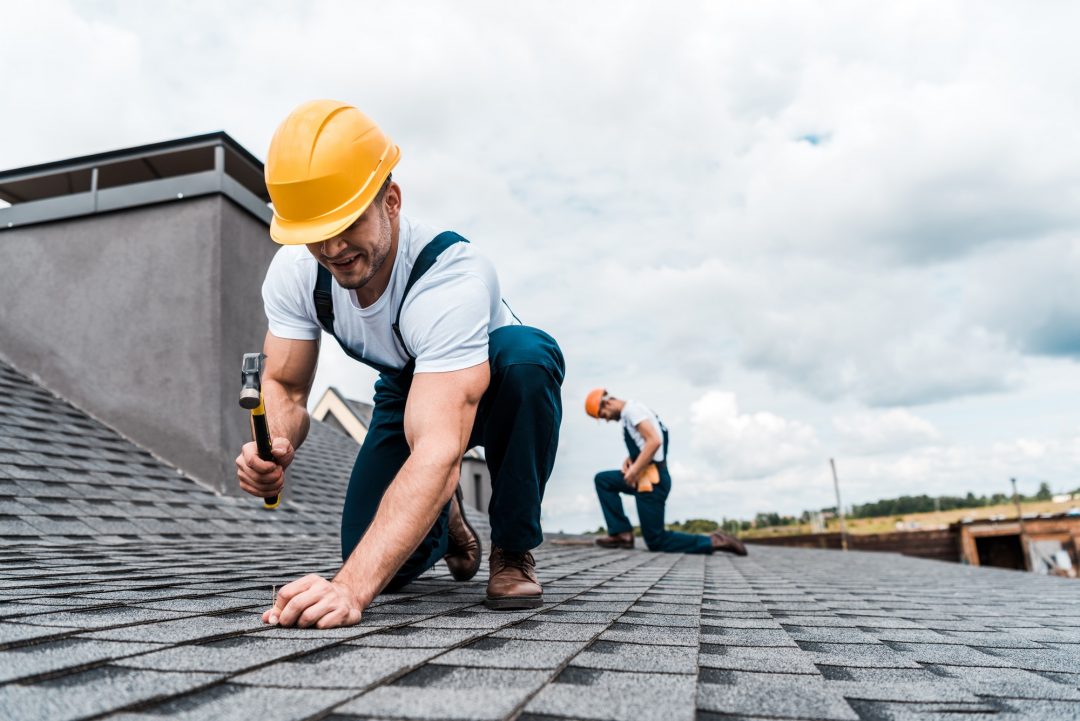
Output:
[591, 482, 1074, 535]
[848, 482, 1054, 519]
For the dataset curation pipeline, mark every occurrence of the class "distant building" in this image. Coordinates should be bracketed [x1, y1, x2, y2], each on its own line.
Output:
[311, 386, 374, 444]
[748, 512, 1080, 577]
[0, 133, 275, 495]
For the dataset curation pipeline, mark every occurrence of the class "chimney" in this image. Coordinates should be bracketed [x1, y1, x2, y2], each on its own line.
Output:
[0, 133, 277, 495]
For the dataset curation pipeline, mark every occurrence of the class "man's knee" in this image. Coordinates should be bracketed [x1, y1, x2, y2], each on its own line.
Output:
[489, 326, 565, 384]
[642, 530, 665, 552]
[501, 362, 559, 398]
[595, 470, 621, 491]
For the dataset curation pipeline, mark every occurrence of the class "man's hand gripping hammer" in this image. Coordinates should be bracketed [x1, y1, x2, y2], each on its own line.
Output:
[239, 353, 281, 509]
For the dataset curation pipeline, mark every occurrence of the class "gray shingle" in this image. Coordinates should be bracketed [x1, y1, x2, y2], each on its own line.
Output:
[492, 620, 609, 642]
[412, 610, 537, 629]
[700, 626, 797, 647]
[829, 679, 982, 703]
[978, 646, 1080, 673]
[538, 609, 623, 624]
[0, 621, 71, 645]
[526, 668, 696, 721]
[0, 637, 162, 683]
[233, 644, 439, 688]
[597, 622, 699, 647]
[433, 637, 588, 669]
[0, 666, 220, 721]
[129, 596, 262, 613]
[15, 605, 191, 628]
[882, 641, 1015, 668]
[990, 699, 1080, 720]
[110, 683, 356, 721]
[699, 645, 820, 674]
[782, 624, 882, 644]
[571, 639, 698, 673]
[119, 635, 333, 672]
[699, 616, 783, 630]
[77, 612, 262, 643]
[336, 666, 548, 720]
[939, 630, 1047, 648]
[348, 625, 485, 648]
[932, 665, 1080, 700]
[697, 672, 859, 720]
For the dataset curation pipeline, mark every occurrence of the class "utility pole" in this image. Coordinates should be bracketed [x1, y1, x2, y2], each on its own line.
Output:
[830, 458, 848, 551]
[1010, 477, 1026, 535]
[1011, 477, 1029, 571]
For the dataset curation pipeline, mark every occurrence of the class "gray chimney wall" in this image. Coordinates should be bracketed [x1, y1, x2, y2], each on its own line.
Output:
[0, 195, 276, 495]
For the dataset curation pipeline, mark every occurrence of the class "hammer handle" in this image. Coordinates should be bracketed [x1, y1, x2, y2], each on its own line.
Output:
[250, 398, 280, 509]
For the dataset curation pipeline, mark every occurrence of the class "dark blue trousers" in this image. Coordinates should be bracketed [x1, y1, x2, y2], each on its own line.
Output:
[340, 325, 564, 590]
[594, 464, 713, 554]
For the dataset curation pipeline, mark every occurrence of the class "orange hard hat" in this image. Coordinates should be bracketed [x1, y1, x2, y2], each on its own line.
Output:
[585, 388, 606, 418]
[265, 99, 401, 245]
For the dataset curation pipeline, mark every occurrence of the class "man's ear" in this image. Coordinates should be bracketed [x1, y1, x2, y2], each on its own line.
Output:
[384, 182, 402, 221]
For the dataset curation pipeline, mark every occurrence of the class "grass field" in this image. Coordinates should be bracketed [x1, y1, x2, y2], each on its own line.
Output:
[741, 498, 1080, 538]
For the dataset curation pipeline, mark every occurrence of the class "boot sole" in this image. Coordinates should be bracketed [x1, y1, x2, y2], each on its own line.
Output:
[484, 594, 543, 610]
[447, 486, 483, 582]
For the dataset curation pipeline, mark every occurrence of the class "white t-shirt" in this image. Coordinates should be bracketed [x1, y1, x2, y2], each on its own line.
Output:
[262, 215, 515, 374]
[621, 399, 666, 462]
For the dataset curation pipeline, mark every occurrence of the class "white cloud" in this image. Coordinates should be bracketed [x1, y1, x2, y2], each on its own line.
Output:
[832, 409, 940, 455]
[689, 391, 820, 479]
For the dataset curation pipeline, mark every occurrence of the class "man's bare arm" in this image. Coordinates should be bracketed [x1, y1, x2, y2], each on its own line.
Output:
[235, 332, 318, 499]
[268, 361, 488, 628]
[261, 332, 318, 447]
[625, 420, 662, 483]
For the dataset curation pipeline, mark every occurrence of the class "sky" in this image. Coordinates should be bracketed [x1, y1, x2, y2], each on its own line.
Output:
[3, 1, 1080, 533]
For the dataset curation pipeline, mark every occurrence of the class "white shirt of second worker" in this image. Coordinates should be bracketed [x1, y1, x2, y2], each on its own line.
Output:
[261, 214, 515, 374]
[621, 399, 666, 462]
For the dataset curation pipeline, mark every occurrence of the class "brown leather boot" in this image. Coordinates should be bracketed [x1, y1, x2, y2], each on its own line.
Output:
[444, 486, 482, 581]
[595, 531, 634, 549]
[710, 530, 748, 556]
[485, 546, 543, 610]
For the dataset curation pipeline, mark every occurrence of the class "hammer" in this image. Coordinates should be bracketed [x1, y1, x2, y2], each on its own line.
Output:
[239, 352, 280, 509]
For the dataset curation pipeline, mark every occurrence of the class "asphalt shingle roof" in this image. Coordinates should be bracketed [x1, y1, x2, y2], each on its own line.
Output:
[1, 357, 1079, 721]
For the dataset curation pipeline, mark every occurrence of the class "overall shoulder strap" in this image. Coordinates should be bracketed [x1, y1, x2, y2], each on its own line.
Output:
[391, 231, 469, 358]
[313, 265, 336, 334]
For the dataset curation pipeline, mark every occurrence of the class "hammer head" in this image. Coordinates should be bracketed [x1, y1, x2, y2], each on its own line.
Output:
[239, 353, 265, 409]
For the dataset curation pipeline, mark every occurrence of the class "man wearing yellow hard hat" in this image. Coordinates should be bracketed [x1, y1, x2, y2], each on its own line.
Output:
[235, 100, 564, 628]
[585, 389, 747, 556]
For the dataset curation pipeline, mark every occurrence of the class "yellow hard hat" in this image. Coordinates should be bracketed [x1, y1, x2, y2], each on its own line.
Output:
[585, 388, 606, 418]
[265, 99, 401, 245]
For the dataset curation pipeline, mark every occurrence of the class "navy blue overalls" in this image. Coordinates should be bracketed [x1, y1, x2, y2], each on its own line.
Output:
[593, 419, 713, 554]
[314, 232, 564, 590]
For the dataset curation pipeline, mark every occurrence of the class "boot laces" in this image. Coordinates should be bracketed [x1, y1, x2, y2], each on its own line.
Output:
[494, 548, 533, 572]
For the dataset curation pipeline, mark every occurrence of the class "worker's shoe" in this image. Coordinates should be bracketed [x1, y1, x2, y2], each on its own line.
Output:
[710, 530, 748, 556]
[595, 531, 634, 549]
[485, 546, 543, 610]
[444, 486, 482, 582]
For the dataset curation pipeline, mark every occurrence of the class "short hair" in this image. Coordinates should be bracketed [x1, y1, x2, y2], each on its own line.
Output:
[375, 173, 393, 201]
